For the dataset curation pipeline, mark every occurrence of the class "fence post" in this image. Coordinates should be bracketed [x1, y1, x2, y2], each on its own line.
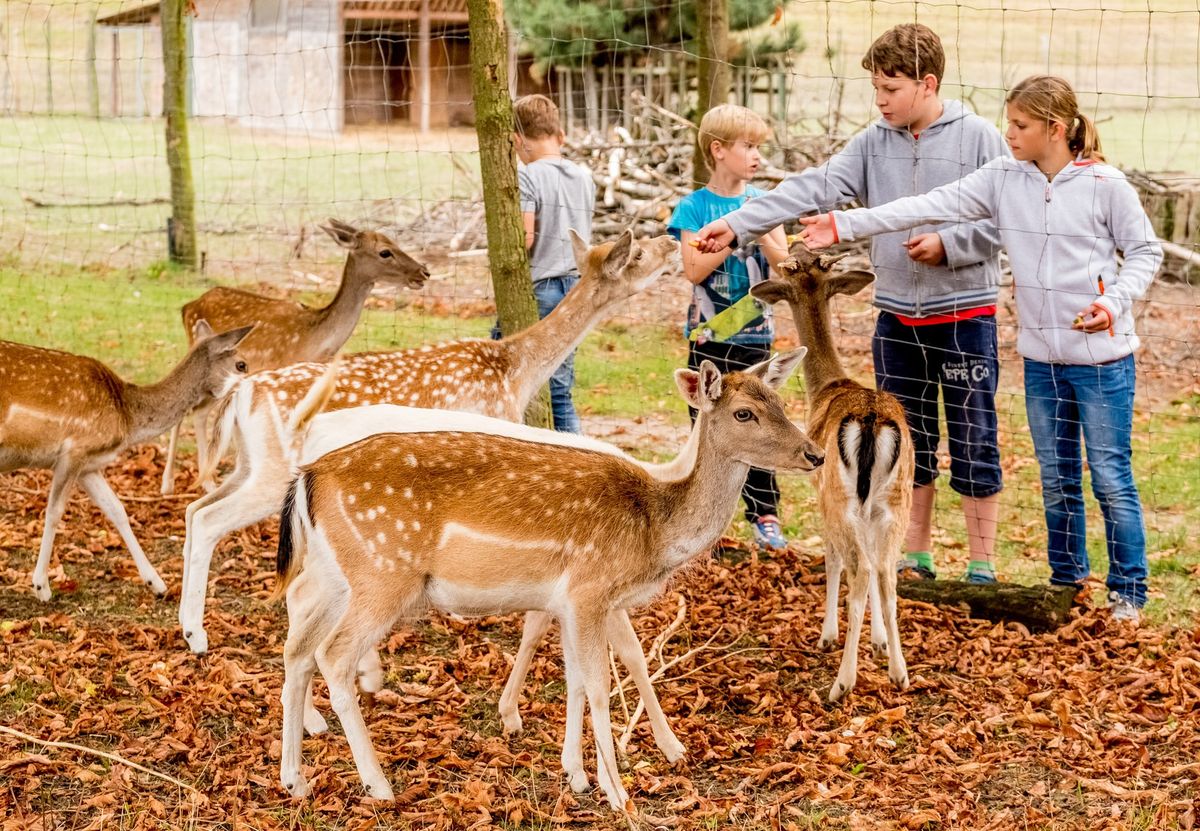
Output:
[162, 0, 198, 268]
[693, 0, 730, 185]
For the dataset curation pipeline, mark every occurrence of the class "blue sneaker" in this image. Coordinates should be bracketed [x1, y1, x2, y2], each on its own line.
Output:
[897, 558, 937, 581]
[964, 569, 998, 585]
[751, 515, 788, 550]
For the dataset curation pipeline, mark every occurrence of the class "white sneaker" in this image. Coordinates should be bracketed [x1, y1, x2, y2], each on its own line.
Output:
[1107, 591, 1141, 624]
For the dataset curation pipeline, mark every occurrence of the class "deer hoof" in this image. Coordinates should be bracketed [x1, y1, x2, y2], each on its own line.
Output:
[364, 780, 394, 801]
[658, 735, 686, 764]
[890, 670, 910, 691]
[828, 681, 851, 704]
[500, 712, 523, 736]
[147, 576, 168, 597]
[283, 776, 310, 799]
[184, 629, 209, 655]
[871, 641, 888, 661]
[567, 770, 590, 793]
[33, 582, 52, 602]
[817, 636, 837, 652]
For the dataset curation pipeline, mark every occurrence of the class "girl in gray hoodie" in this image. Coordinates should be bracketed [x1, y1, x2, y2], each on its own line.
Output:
[800, 75, 1163, 623]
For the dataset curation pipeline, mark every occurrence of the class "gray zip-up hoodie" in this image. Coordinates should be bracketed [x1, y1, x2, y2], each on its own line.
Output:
[831, 157, 1163, 365]
[724, 100, 1008, 317]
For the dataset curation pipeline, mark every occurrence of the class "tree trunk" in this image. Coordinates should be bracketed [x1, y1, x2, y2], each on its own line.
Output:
[692, 0, 730, 186]
[895, 581, 1079, 632]
[465, 0, 550, 428]
[161, 0, 197, 268]
[86, 10, 99, 118]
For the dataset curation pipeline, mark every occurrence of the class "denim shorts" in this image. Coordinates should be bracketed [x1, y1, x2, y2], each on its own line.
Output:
[872, 311, 1003, 497]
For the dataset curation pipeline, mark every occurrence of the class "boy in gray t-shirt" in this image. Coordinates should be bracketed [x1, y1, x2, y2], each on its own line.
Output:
[510, 94, 596, 433]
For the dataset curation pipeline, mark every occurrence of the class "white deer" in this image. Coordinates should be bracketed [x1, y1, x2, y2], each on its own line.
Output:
[178, 230, 677, 654]
[751, 245, 913, 702]
[160, 218, 429, 495]
[0, 325, 253, 601]
[275, 353, 824, 809]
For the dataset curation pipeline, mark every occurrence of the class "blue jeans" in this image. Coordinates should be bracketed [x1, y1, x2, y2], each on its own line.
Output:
[492, 275, 581, 434]
[1024, 356, 1147, 606]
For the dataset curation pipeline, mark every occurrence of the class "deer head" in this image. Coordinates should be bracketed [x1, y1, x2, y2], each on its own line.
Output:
[320, 219, 431, 290]
[676, 348, 824, 473]
[568, 229, 678, 306]
[751, 242, 875, 305]
[190, 321, 256, 399]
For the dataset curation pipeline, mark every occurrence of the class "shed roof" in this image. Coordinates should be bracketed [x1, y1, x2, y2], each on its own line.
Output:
[97, 2, 158, 27]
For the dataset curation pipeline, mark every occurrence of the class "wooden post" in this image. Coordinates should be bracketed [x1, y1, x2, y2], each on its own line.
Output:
[43, 14, 52, 114]
[464, 0, 549, 426]
[86, 11, 99, 117]
[581, 60, 598, 133]
[416, 0, 431, 133]
[162, 0, 198, 268]
[621, 51, 632, 130]
[111, 30, 122, 116]
[692, 0, 730, 186]
[561, 65, 574, 130]
[135, 28, 146, 117]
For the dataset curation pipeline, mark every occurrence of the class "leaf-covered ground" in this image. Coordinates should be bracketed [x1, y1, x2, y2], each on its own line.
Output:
[1, 452, 1198, 831]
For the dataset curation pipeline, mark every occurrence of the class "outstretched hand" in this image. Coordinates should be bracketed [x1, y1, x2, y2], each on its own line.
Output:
[798, 214, 837, 249]
[694, 219, 735, 253]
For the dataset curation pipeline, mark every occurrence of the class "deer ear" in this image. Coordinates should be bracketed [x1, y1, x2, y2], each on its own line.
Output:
[321, 219, 358, 249]
[746, 347, 807, 389]
[601, 229, 635, 279]
[750, 280, 792, 306]
[205, 324, 255, 355]
[568, 228, 590, 269]
[698, 360, 723, 407]
[674, 368, 702, 409]
[191, 318, 214, 340]
[824, 270, 875, 299]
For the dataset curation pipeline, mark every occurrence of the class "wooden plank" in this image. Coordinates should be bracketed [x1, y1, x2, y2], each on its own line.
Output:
[416, 0, 430, 132]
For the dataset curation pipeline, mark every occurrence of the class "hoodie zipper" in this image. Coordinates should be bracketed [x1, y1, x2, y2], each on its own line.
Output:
[911, 132, 922, 316]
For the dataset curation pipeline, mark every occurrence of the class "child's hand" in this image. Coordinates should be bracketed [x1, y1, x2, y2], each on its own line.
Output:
[798, 214, 837, 249]
[694, 219, 735, 253]
[903, 233, 946, 265]
[1072, 303, 1113, 334]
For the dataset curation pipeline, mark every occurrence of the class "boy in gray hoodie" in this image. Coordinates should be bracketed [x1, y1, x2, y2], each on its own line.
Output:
[697, 24, 1009, 583]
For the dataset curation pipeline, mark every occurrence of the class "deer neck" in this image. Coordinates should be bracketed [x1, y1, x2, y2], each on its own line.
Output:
[124, 352, 212, 445]
[790, 297, 848, 401]
[311, 256, 375, 352]
[655, 419, 752, 570]
[503, 278, 607, 403]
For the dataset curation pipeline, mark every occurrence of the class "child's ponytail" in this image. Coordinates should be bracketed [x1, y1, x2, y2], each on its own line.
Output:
[1007, 75, 1106, 162]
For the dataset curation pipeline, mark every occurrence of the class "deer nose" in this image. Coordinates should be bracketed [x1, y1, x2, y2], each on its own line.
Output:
[805, 449, 825, 467]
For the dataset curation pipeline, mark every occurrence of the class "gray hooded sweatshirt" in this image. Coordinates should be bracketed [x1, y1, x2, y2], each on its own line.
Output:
[724, 100, 1009, 317]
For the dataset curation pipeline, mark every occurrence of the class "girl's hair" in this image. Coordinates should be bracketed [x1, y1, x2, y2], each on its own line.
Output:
[697, 104, 771, 172]
[1006, 75, 1105, 162]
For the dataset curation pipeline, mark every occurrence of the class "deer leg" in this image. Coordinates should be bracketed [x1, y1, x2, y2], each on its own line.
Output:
[830, 558, 870, 704]
[281, 570, 341, 798]
[193, 404, 215, 492]
[567, 608, 630, 810]
[179, 469, 284, 654]
[316, 597, 415, 801]
[499, 610, 554, 735]
[818, 543, 843, 651]
[31, 463, 79, 601]
[878, 548, 909, 691]
[79, 472, 167, 597]
[559, 616, 589, 793]
[868, 564, 888, 660]
[605, 609, 685, 763]
[161, 421, 181, 496]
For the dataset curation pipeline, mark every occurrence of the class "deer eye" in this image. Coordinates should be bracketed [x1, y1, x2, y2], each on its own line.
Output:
[734, 409, 755, 422]
[380, 250, 393, 259]
[235, 361, 248, 373]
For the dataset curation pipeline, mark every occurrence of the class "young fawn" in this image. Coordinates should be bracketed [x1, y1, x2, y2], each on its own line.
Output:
[0, 324, 253, 601]
[160, 219, 429, 494]
[177, 230, 677, 654]
[752, 245, 913, 702]
[274, 353, 823, 809]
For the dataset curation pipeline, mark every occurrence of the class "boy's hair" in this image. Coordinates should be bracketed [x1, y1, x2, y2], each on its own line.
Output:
[1007, 74, 1105, 162]
[513, 94, 563, 140]
[861, 23, 945, 83]
[697, 104, 771, 173]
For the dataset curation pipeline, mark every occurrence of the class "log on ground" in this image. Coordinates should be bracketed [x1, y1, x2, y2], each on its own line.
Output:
[895, 580, 1078, 631]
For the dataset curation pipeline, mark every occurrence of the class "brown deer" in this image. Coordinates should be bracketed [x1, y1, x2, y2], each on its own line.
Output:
[751, 245, 913, 702]
[274, 354, 824, 808]
[177, 230, 677, 654]
[159, 218, 429, 495]
[0, 324, 253, 601]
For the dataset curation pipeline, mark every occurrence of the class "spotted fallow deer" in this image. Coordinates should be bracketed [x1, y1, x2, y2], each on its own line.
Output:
[275, 353, 824, 809]
[0, 324, 253, 601]
[751, 245, 914, 703]
[159, 218, 429, 495]
[177, 230, 677, 654]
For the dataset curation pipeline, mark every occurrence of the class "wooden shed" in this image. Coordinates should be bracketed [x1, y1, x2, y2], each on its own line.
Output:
[96, 0, 486, 133]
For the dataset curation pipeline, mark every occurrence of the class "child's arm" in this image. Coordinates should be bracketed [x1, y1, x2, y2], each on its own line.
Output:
[800, 162, 1000, 248]
[924, 128, 1009, 268]
[1089, 178, 1163, 325]
[679, 230, 735, 285]
[695, 135, 869, 252]
[522, 211, 536, 251]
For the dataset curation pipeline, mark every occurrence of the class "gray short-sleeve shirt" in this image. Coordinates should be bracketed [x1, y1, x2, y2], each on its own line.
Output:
[519, 158, 596, 282]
